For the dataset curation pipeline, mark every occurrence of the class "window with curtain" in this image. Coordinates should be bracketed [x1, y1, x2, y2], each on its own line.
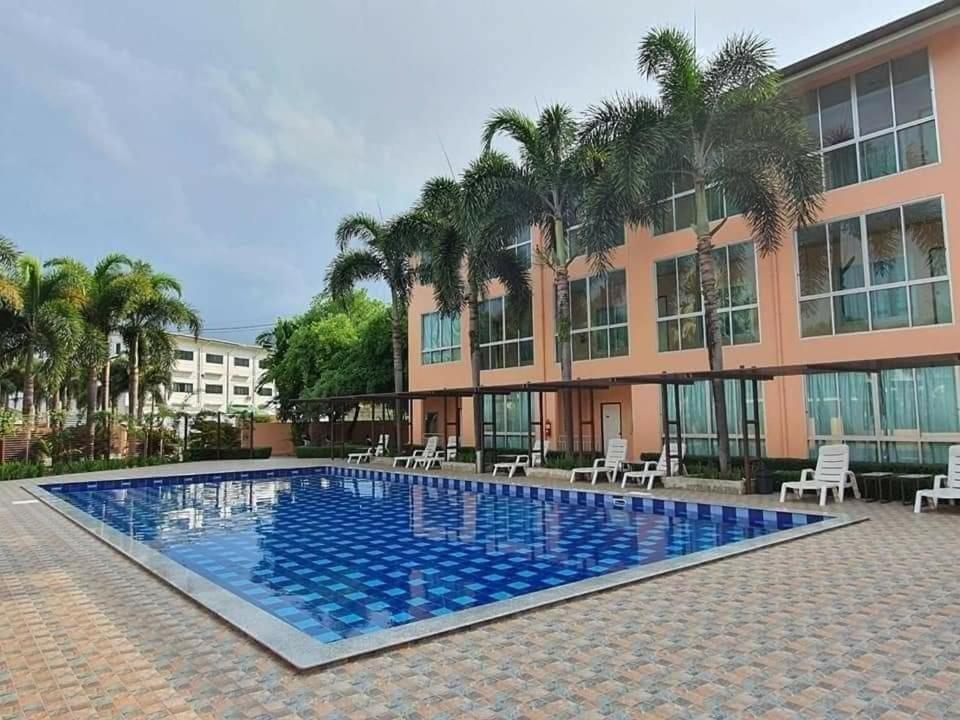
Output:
[421, 311, 461, 365]
[805, 367, 960, 463]
[797, 197, 950, 337]
[483, 392, 538, 450]
[802, 48, 938, 191]
[656, 241, 759, 351]
[673, 380, 766, 457]
[479, 295, 534, 370]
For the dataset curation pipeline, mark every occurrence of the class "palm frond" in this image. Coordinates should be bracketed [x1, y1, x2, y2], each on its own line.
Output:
[325, 249, 384, 299]
[335, 213, 383, 253]
[482, 107, 540, 155]
[703, 33, 776, 100]
[637, 28, 702, 112]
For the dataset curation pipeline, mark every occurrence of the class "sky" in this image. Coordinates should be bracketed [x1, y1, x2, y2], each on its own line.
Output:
[0, 0, 935, 342]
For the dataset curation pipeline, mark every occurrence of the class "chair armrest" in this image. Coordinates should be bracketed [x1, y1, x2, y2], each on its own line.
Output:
[640, 461, 659, 472]
[799, 468, 814, 482]
[515, 454, 529, 464]
[846, 470, 856, 482]
[934, 474, 946, 490]
[592, 458, 605, 468]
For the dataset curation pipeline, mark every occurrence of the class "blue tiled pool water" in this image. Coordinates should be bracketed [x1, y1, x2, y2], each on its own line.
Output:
[45, 468, 823, 646]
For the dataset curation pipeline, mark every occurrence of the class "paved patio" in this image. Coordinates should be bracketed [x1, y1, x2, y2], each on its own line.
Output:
[1, 459, 958, 719]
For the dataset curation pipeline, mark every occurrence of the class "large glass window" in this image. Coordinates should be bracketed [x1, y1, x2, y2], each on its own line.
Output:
[797, 197, 950, 337]
[421, 311, 461, 365]
[483, 392, 539, 450]
[803, 49, 938, 191]
[558, 270, 629, 361]
[674, 380, 766, 457]
[479, 295, 533, 370]
[656, 242, 759, 351]
[652, 181, 737, 237]
[806, 367, 960, 463]
[507, 226, 532, 269]
[566, 222, 626, 257]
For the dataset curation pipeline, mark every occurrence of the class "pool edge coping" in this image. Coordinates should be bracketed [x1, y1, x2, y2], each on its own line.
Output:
[22, 468, 864, 672]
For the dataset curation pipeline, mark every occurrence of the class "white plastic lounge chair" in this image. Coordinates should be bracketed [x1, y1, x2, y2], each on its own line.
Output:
[374, 434, 389, 457]
[346, 446, 373, 464]
[569, 438, 628, 485]
[493, 439, 548, 479]
[444, 435, 458, 461]
[393, 436, 438, 468]
[779, 444, 860, 506]
[621, 442, 685, 489]
[414, 437, 444, 470]
[915, 444, 960, 513]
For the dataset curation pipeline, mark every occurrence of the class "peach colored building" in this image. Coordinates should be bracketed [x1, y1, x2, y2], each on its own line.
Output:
[408, 2, 960, 464]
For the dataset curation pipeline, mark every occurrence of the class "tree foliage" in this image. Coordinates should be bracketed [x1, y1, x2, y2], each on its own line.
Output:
[259, 290, 394, 420]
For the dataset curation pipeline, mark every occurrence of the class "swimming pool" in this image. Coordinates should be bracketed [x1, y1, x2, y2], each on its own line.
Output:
[33, 466, 851, 669]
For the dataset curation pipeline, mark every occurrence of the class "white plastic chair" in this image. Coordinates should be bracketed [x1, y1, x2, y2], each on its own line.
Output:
[779, 444, 860, 506]
[393, 436, 438, 468]
[621, 442, 685, 489]
[493, 439, 548, 479]
[915, 445, 960, 512]
[414, 438, 444, 470]
[444, 435, 458, 461]
[374, 434, 389, 457]
[569, 438, 628, 485]
[346, 446, 373, 464]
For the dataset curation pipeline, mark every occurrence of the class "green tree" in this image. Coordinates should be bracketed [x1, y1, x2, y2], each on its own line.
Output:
[46, 255, 135, 457]
[120, 262, 200, 421]
[3, 256, 82, 427]
[481, 105, 601, 456]
[327, 213, 424, 443]
[259, 291, 394, 423]
[417, 152, 530, 463]
[580, 29, 823, 470]
[0, 236, 19, 311]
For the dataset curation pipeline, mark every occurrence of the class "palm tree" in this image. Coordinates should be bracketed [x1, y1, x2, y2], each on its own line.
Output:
[580, 29, 823, 471]
[46, 255, 135, 456]
[4, 256, 82, 427]
[481, 105, 602, 456]
[327, 212, 424, 446]
[120, 262, 200, 421]
[109, 330, 175, 416]
[417, 152, 531, 464]
[0, 236, 20, 311]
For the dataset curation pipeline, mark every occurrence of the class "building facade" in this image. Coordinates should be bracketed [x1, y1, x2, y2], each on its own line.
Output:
[407, 2, 960, 464]
[113, 333, 276, 416]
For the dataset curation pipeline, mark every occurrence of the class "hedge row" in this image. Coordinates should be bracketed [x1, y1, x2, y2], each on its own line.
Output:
[0, 456, 171, 482]
[183, 447, 272, 461]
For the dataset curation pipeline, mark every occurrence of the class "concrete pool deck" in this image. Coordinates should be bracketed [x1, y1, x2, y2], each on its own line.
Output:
[2, 458, 959, 718]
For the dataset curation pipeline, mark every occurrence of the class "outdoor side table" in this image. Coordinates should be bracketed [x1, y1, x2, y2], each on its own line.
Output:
[897, 474, 932, 507]
[859, 472, 891, 503]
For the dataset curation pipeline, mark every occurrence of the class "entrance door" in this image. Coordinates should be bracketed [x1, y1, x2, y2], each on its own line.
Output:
[600, 403, 622, 450]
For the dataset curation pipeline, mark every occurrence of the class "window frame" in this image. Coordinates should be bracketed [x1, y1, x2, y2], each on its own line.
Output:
[233, 385, 250, 396]
[668, 379, 767, 456]
[233, 357, 250, 368]
[420, 310, 462, 365]
[804, 367, 960, 463]
[562, 269, 630, 362]
[205, 352, 224, 365]
[479, 295, 535, 371]
[654, 241, 761, 353]
[794, 194, 953, 338]
[205, 384, 223, 394]
[804, 48, 940, 191]
[506, 225, 533, 269]
[175, 349, 194, 361]
[171, 382, 194, 394]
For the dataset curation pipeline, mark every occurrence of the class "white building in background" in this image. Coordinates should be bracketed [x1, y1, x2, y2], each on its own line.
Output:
[112, 333, 276, 416]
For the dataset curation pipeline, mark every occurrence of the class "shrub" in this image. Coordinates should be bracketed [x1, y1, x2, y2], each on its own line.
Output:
[0, 455, 171, 482]
[183, 447, 272, 461]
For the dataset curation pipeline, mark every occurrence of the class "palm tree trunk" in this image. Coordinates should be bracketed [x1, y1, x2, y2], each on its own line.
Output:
[694, 180, 731, 472]
[390, 303, 405, 452]
[86, 365, 97, 459]
[468, 294, 483, 471]
[129, 333, 140, 420]
[102, 337, 112, 414]
[22, 342, 35, 428]
[555, 267, 576, 459]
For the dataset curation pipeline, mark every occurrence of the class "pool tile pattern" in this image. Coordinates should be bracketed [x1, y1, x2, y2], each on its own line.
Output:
[44, 468, 811, 647]
[3, 459, 960, 719]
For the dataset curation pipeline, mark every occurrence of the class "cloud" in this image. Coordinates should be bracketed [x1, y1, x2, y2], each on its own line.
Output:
[203, 67, 370, 191]
[46, 78, 133, 165]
